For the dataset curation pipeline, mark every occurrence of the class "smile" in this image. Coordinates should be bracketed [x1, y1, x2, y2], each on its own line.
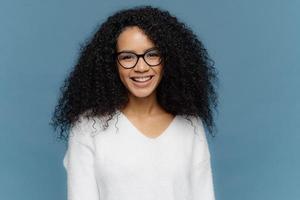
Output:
[130, 75, 154, 88]
[130, 76, 153, 82]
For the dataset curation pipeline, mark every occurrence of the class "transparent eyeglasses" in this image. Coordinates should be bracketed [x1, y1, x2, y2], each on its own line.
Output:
[116, 48, 163, 69]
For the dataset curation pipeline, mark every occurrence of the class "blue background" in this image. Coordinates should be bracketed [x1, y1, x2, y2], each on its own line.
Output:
[1, 0, 299, 199]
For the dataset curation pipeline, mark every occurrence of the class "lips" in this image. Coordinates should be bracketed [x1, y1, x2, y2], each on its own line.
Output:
[130, 75, 154, 88]
[130, 75, 154, 82]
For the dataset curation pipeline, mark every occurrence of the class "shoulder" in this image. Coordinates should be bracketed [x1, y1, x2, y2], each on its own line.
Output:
[185, 116, 211, 161]
[68, 114, 100, 146]
[69, 111, 120, 142]
[178, 115, 206, 140]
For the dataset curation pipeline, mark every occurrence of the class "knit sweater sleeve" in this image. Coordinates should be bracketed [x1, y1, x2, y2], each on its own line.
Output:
[63, 117, 100, 200]
[190, 117, 216, 200]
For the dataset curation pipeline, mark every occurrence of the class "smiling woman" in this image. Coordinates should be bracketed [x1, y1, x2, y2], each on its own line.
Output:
[50, 4, 218, 200]
[116, 26, 164, 100]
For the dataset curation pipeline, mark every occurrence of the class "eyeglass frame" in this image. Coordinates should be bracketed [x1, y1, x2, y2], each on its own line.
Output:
[115, 48, 163, 69]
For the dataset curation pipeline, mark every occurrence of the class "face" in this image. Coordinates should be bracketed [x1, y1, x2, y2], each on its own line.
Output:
[116, 26, 164, 99]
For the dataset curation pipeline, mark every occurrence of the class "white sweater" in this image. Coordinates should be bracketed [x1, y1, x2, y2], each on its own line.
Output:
[63, 110, 216, 200]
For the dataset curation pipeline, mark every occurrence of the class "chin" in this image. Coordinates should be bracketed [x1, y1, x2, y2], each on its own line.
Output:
[129, 91, 156, 99]
[127, 84, 157, 98]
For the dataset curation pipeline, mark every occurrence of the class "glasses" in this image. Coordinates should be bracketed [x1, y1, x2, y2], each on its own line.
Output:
[115, 48, 163, 69]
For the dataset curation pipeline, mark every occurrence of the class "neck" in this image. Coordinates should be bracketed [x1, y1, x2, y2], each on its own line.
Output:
[121, 92, 163, 117]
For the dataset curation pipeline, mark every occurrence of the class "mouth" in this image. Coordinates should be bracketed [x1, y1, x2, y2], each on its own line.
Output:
[130, 75, 154, 87]
[130, 75, 154, 82]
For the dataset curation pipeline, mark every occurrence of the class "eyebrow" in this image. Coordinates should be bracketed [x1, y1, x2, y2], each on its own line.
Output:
[117, 47, 159, 54]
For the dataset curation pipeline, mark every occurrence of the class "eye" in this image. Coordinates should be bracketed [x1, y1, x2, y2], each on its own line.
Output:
[146, 51, 160, 58]
[118, 53, 135, 60]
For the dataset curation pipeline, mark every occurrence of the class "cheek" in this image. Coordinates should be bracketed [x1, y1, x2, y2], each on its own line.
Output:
[156, 65, 164, 79]
[117, 66, 129, 83]
[117, 66, 124, 77]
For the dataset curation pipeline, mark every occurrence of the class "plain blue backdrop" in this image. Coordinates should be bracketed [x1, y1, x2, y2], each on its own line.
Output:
[1, 0, 299, 199]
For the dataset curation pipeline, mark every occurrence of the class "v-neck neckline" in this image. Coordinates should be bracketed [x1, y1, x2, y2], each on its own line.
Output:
[118, 110, 177, 142]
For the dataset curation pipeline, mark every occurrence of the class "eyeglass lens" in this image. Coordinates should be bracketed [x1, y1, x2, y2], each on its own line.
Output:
[117, 50, 162, 68]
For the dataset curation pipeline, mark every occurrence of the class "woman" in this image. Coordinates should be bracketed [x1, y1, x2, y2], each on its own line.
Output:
[51, 5, 218, 200]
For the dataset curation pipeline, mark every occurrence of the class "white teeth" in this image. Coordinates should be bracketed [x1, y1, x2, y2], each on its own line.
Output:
[132, 76, 152, 82]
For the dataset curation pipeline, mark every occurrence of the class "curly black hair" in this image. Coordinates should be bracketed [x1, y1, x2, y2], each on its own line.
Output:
[50, 5, 219, 142]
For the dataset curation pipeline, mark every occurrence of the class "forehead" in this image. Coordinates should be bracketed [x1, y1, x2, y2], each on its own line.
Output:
[116, 26, 156, 52]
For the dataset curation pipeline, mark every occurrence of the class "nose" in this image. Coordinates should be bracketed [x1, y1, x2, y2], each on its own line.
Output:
[133, 56, 150, 72]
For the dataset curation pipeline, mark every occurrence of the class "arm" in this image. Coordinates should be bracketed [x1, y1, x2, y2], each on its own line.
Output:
[190, 117, 216, 200]
[190, 158, 215, 200]
[63, 118, 100, 200]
